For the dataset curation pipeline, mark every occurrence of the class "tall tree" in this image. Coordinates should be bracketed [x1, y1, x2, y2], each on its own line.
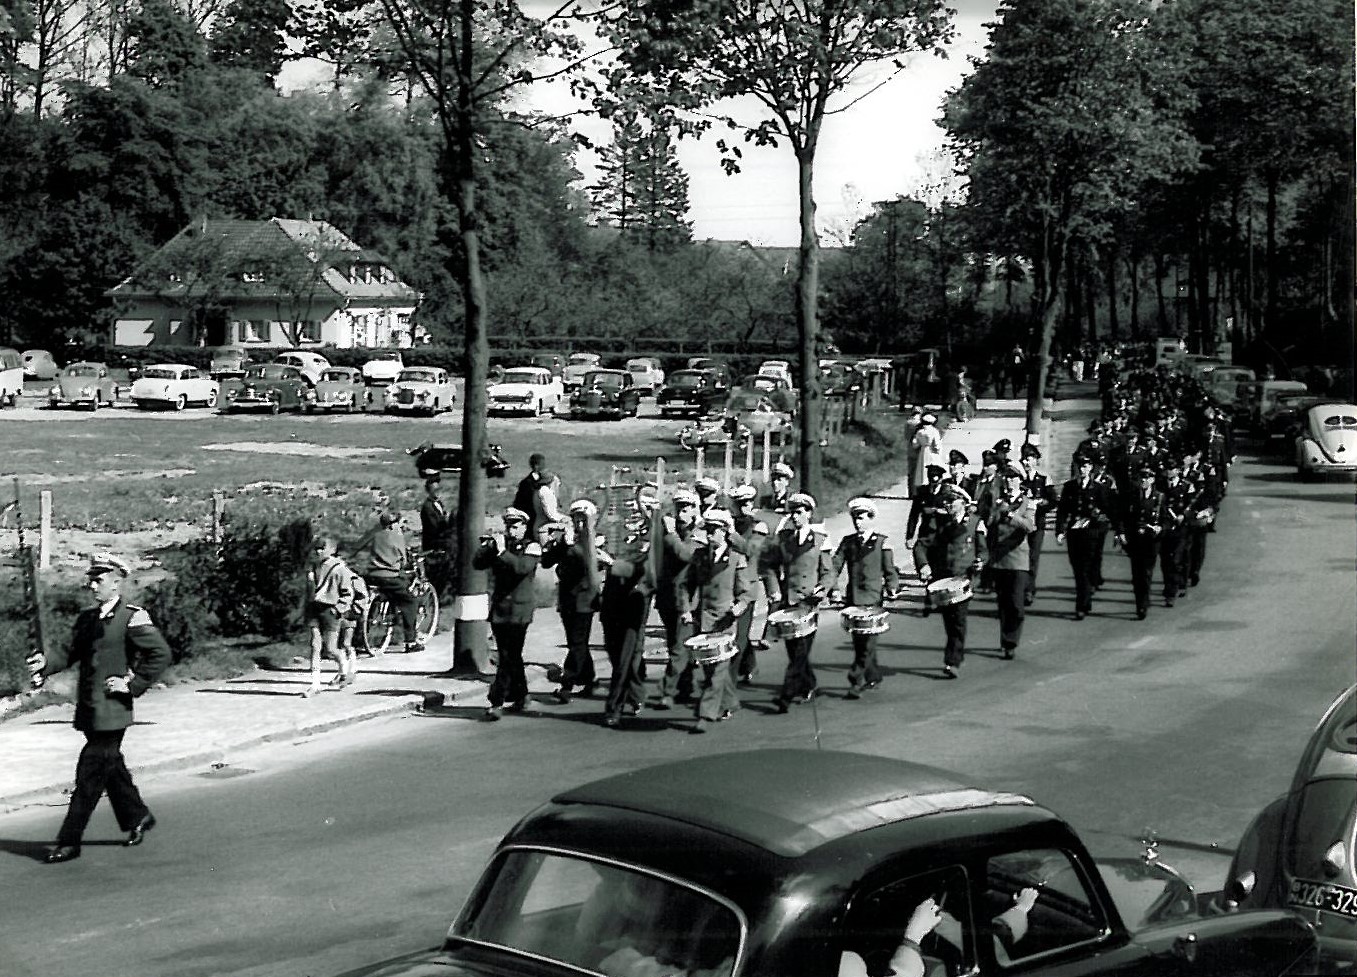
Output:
[209, 0, 291, 84]
[601, 0, 953, 497]
[943, 0, 1195, 436]
[125, 0, 208, 89]
[590, 118, 691, 252]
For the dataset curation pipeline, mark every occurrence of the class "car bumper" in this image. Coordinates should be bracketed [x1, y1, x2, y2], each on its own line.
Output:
[385, 402, 434, 413]
[1298, 440, 1357, 472]
[227, 397, 281, 411]
[489, 402, 535, 415]
[49, 396, 99, 408]
[572, 406, 624, 418]
[658, 401, 701, 413]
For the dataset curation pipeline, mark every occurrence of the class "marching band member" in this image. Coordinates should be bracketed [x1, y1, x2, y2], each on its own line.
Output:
[729, 484, 770, 683]
[476, 508, 542, 721]
[600, 533, 654, 729]
[1019, 443, 1058, 607]
[650, 489, 702, 710]
[1181, 443, 1220, 587]
[685, 509, 752, 732]
[1115, 465, 1164, 620]
[760, 492, 834, 713]
[945, 449, 970, 490]
[912, 495, 983, 679]
[1156, 456, 1195, 607]
[832, 498, 900, 698]
[694, 476, 723, 518]
[541, 499, 610, 704]
[761, 462, 794, 513]
[1055, 454, 1114, 621]
[985, 466, 1037, 660]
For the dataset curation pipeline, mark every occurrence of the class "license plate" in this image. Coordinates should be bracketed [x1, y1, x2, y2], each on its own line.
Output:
[1288, 877, 1357, 918]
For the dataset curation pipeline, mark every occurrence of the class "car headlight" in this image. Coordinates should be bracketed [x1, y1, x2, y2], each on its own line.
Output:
[80, 386, 93, 396]
[49, 385, 59, 396]
[390, 385, 401, 395]
[416, 390, 429, 399]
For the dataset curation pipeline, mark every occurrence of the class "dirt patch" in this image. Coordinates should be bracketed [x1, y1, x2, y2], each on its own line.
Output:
[12, 468, 196, 486]
[201, 441, 390, 458]
[0, 523, 204, 574]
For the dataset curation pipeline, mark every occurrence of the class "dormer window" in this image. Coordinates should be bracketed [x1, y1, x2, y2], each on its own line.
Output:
[168, 272, 183, 284]
[242, 271, 264, 283]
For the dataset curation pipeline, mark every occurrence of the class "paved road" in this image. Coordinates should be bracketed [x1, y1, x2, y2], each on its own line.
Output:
[0, 446, 1351, 977]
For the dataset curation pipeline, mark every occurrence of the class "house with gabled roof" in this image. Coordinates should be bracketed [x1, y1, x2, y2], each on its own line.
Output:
[106, 217, 423, 349]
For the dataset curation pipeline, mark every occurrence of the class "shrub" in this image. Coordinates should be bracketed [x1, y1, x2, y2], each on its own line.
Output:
[213, 513, 314, 639]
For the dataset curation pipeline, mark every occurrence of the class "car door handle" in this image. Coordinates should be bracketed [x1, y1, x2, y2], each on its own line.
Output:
[1172, 933, 1198, 963]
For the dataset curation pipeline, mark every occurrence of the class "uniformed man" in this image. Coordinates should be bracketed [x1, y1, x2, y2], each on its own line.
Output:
[992, 438, 1013, 470]
[1180, 443, 1219, 587]
[1019, 443, 1059, 606]
[1055, 454, 1115, 620]
[729, 484, 770, 682]
[944, 449, 970, 492]
[599, 551, 653, 729]
[419, 476, 454, 597]
[760, 492, 835, 713]
[694, 476, 723, 518]
[476, 508, 542, 721]
[1088, 451, 1119, 589]
[762, 462, 794, 513]
[541, 499, 609, 704]
[29, 554, 172, 863]
[905, 465, 957, 550]
[1116, 465, 1164, 620]
[913, 495, 983, 677]
[686, 509, 753, 732]
[832, 497, 900, 697]
[650, 489, 702, 709]
[1156, 457, 1194, 607]
[985, 467, 1037, 659]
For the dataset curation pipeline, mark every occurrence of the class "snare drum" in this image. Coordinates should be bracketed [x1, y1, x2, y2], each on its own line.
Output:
[926, 576, 973, 608]
[840, 605, 890, 635]
[685, 632, 738, 666]
[766, 607, 819, 639]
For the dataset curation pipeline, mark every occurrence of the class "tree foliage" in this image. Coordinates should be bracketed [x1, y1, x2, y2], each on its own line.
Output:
[589, 118, 691, 252]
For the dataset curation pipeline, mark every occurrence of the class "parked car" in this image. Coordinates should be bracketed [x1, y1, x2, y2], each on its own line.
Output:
[208, 347, 256, 380]
[0, 346, 22, 406]
[273, 350, 330, 386]
[1262, 394, 1328, 453]
[735, 373, 798, 413]
[307, 367, 373, 413]
[625, 356, 666, 395]
[758, 358, 792, 383]
[220, 363, 308, 413]
[686, 356, 732, 388]
[361, 351, 405, 386]
[1240, 380, 1308, 433]
[1203, 366, 1255, 412]
[488, 366, 564, 416]
[22, 349, 58, 381]
[130, 364, 220, 411]
[336, 749, 1317, 977]
[48, 362, 118, 410]
[1220, 684, 1356, 969]
[529, 352, 566, 378]
[570, 369, 641, 420]
[563, 352, 602, 391]
[1295, 402, 1357, 479]
[657, 368, 728, 418]
[409, 442, 511, 480]
[386, 367, 457, 416]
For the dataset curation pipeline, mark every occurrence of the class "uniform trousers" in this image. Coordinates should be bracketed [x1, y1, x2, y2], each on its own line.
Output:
[846, 633, 882, 689]
[1124, 532, 1158, 614]
[1064, 529, 1099, 613]
[941, 600, 969, 666]
[57, 729, 149, 846]
[991, 568, 1028, 650]
[1186, 524, 1209, 583]
[602, 591, 651, 718]
[487, 622, 529, 707]
[696, 656, 740, 720]
[734, 604, 757, 680]
[558, 609, 597, 690]
[1091, 528, 1110, 587]
[778, 632, 818, 702]
[1024, 527, 1046, 602]
[1159, 531, 1187, 599]
[655, 604, 695, 700]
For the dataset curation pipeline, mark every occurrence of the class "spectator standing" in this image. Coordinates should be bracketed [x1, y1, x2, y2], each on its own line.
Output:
[542, 499, 607, 703]
[909, 413, 942, 490]
[512, 452, 563, 536]
[420, 476, 454, 596]
[351, 511, 422, 653]
[476, 507, 542, 721]
[302, 536, 355, 696]
[28, 554, 172, 864]
[985, 467, 1037, 660]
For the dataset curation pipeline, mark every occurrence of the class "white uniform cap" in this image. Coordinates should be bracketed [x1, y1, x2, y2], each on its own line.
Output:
[671, 488, 700, 507]
[847, 497, 877, 517]
[568, 499, 597, 519]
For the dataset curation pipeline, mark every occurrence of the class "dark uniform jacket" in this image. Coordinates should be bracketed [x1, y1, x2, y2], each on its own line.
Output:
[1121, 487, 1165, 537]
[541, 537, 603, 614]
[832, 531, 900, 606]
[473, 538, 541, 625]
[654, 523, 701, 615]
[685, 544, 752, 633]
[43, 600, 172, 732]
[914, 515, 982, 580]
[760, 526, 835, 607]
[760, 486, 792, 513]
[1056, 477, 1116, 535]
[985, 492, 1038, 570]
[1156, 477, 1197, 532]
[905, 481, 964, 545]
[1022, 470, 1059, 528]
[420, 496, 452, 551]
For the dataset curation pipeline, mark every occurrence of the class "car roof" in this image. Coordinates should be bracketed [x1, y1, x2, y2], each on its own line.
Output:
[552, 750, 1035, 858]
[143, 363, 195, 371]
[1300, 685, 1357, 785]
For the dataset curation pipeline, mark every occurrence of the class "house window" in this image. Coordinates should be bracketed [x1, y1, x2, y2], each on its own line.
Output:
[242, 271, 264, 284]
[296, 320, 320, 344]
[238, 320, 267, 343]
[168, 273, 183, 284]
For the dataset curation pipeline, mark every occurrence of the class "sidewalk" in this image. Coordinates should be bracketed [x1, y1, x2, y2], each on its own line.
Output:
[0, 391, 1101, 811]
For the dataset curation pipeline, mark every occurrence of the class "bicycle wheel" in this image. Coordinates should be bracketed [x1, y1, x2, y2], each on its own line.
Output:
[413, 582, 440, 644]
[362, 596, 395, 654]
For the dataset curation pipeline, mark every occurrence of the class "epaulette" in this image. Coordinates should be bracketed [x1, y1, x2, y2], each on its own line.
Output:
[523, 542, 542, 557]
[126, 606, 154, 628]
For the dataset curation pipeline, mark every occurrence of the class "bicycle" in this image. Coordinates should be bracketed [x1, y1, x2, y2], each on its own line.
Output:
[361, 553, 440, 654]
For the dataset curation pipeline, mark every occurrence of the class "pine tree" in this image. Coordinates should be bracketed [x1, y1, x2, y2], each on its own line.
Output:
[590, 120, 691, 252]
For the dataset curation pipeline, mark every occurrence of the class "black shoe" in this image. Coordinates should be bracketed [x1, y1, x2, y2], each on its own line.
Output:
[1002, 646, 1016, 660]
[750, 639, 769, 651]
[845, 686, 862, 700]
[864, 680, 881, 690]
[718, 709, 734, 721]
[943, 665, 958, 679]
[504, 700, 527, 714]
[1189, 576, 1199, 587]
[622, 704, 642, 717]
[1074, 610, 1086, 621]
[603, 714, 620, 728]
[773, 698, 790, 714]
[552, 688, 571, 705]
[483, 706, 502, 722]
[650, 696, 673, 711]
[689, 721, 709, 735]
[798, 687, 818, 704]
[124, 814, 156, 847]
[44, 845, 81, 864]
[1136, 607, 1148, 620]
[1023, 594, 1035, 607]
[581, 682, 598, 698]
[1165, 597, 1175, 608]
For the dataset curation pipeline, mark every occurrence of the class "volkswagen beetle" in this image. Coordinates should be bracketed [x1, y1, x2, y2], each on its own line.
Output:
[48, 361, 118, 410]
[336, 750, 1316, 977]
[1294, 403, 1357, 479]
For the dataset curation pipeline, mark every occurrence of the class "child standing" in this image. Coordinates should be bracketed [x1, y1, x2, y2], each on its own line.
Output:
[337, 570, 369, 672]
[303, 536, 354, 696]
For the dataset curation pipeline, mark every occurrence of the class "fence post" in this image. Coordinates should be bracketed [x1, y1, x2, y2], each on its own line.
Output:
[722, 440, 734, 490]
[38, 490, 52, 570]
[654, 456, 665, 493]
[745, 434, 755, 484]
[212, 491, 225, 545]
[695, 446, 705, 481]
[762, 429, 772, 482]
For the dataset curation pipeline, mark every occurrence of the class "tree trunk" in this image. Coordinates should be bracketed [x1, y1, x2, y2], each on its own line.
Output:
[1126, 252, 1140, 338]
[1104, 247, 1119, 340]
[452, 0, 488, 672]
[1264, 168, 1279, 338]
[1026, 218, 1063, 439]
[794, 145, 822, 499]
[1084, 256, 1097, 344]
[1153, 252, 1169, 334]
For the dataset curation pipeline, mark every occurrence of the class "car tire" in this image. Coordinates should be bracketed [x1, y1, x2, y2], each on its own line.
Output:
[206, 389, 219, 408]
[174, 394, 187, 412]
[269, 397, 281, 415]
[88, 394, 100, 412]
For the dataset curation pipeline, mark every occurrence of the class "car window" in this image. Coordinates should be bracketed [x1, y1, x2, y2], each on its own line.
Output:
[983, 849, 1106, 967]
[140, 367, 179, 380]
[669, 372, 703, 388]
[840, 867, 974, 977]
[320, 370, 350, 382]
[586, 372, 624, 389]
[456, 850, 740, 977]
[65, 365, 99, 377]
[1322, 414, 1357, 428]
[502, 370, 543, 385]
[398, 369, 436, 382]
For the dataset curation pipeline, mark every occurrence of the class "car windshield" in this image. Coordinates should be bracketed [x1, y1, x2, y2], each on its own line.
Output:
[501, 370, 542, 385]
[530, 356, 559, 368]
[376, 353, 402, 361]
[454, 850, 740, 977]
[628, 362, 651, 372]
[569, 354, 598, 365]
[320, 370, 352, 382]
[140, 368, 181, 380]
[65, 365, 100, 377]
[586, 371, 624, 389]
[743, 376, 776, 391]
[669, 372, 704, 388]
[245, 365, 287, 379]
[398, 369, 437, 382]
